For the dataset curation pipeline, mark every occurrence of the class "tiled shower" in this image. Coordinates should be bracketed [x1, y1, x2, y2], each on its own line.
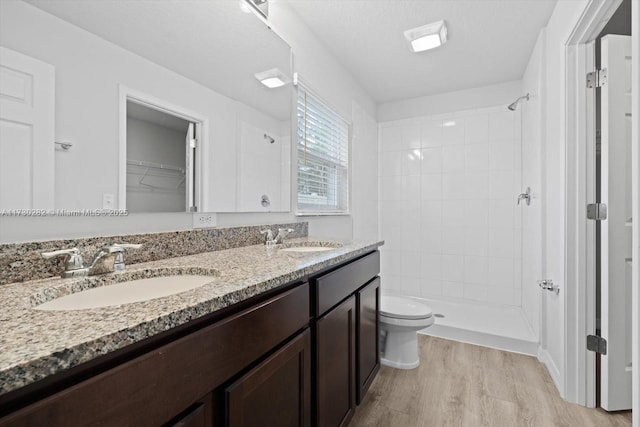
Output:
[379, 106, 523, 308]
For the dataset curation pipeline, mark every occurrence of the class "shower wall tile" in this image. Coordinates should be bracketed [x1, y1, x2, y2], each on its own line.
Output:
[379, 105, 522, 306]
[441, 119, 465, 145]
[421, 253, 442, 280]
[442, 254, 464, 282]
[443, 146, 466, 172]
[464, 171, 489, 199]
[465, 144, 489, 171]
[421, 119, 443, 147]
[421, 279, 442, 296]
[442, 281, 464, 298]
[422, 175, 442, 200]
[403, 124, 422, 150]
[464, 199, 490, 227]
[463, 284, 488, 302]
[421, 147, 442, 173]
[465, 114, 489, 144]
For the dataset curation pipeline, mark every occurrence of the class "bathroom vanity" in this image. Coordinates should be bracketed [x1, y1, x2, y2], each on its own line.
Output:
[0, 238, 381, 427]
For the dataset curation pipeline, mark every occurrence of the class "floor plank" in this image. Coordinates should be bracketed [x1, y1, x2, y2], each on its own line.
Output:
[351, 335, 632, 427]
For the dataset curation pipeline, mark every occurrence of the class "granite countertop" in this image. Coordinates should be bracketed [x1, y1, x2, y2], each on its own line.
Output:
[0, 237, 383, 395]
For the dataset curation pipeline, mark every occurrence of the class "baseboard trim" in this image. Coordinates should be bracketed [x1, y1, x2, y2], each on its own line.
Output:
[538, 346, 564, 398]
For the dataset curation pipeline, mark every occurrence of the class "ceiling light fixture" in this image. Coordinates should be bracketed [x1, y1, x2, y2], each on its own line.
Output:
[254, 68, 291, 89]
[404, 20, 448, 53]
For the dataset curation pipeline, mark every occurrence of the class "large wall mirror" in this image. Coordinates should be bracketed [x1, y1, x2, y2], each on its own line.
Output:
[0, 0, 292, 216]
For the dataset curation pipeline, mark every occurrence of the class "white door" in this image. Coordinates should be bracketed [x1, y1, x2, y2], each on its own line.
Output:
[0, 47, 55, 209]
[600, 34, 633, 412]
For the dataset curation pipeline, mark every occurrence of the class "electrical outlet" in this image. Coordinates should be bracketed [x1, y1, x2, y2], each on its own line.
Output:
[192, 212, 217, 229]
[102, 193, 115, 209]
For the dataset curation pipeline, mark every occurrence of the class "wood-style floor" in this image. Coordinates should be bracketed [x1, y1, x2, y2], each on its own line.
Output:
[351, 335, 632, 427]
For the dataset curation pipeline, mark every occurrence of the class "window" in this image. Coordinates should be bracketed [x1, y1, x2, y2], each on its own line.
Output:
[296, 87, 349, 213]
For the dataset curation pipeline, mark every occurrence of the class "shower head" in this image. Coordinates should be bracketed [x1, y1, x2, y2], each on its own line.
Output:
[507, 93, 530, 111]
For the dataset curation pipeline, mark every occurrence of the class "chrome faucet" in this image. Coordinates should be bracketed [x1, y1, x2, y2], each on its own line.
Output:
[42, 244, 142, 278]
[261, 229, 276, 246]
[260, 228, 295, 246]
[274, 228, 295, 244]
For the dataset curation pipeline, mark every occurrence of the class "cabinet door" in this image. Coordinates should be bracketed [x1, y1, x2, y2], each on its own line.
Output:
[316, 296, 356, 427]
[356, 277, 380, 404]
[226, 329, 311, 427]
[165, 393, 213, 427]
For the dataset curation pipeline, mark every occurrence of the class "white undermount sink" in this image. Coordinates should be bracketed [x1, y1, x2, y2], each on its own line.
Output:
[35, 275, 214, 311]
[280, 246, 336, 253]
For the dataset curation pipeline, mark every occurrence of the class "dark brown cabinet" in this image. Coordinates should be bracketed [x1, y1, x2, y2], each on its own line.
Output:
[356, 277, 380, 404]
[225, 329, 311, 427]
[316, 296, 356, 427]
[312, 251, 380, 427]
[165, 395, 213, 427]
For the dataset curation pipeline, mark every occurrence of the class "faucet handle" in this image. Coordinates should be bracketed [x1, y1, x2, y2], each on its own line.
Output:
[106, 243, 142, 253]
[42, 248, 84, 271]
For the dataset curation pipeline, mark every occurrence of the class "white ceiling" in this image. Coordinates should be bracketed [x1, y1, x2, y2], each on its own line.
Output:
[284, 0, 558, 103]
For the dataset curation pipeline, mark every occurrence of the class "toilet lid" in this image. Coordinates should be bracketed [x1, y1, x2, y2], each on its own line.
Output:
[380, 296, 433, 320]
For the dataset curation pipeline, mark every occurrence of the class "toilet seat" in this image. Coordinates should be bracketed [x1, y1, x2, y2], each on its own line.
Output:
[380, 296, 433, 320]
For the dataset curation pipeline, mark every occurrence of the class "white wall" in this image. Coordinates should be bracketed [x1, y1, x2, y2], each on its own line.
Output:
[352, 101, 379, 241]
[269, 2, 378, 240]
[0, 0, 379, 243]
[521, 30, 546, 340]
[378, 102, 523, 306]
[126, 118, 186, 213]
[378, 81, 523, 122]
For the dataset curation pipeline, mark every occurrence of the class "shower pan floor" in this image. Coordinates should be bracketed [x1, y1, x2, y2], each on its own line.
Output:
[412, 297, 538, 356]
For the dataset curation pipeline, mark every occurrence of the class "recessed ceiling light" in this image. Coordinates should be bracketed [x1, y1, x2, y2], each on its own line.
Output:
[254, 68, 291, 88]
[404, 20, 448, 53]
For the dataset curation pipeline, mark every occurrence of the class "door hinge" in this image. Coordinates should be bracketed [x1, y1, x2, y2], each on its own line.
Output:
[189, 138, 197, 149]
[587, 335, 607, 355]
[586, 69, 607, 88]
[587, 203, 607, 220]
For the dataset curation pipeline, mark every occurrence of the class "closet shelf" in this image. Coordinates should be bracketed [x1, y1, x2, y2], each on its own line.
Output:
[127, 159, 185, 174]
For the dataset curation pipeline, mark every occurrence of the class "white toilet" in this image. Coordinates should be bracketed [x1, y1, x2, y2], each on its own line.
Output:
[380, 296, 434, 369]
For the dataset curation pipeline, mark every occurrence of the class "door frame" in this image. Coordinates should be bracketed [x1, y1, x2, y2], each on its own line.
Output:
[118, 85, 209, 211]
[631, 2, 640, 424]
[564, 0, 635, 410]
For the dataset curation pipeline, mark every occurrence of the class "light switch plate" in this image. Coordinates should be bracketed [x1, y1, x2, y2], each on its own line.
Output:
[192, 212, 217, 229]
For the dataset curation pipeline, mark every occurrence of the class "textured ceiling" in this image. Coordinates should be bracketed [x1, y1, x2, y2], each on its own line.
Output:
[284, 0, 557, 103]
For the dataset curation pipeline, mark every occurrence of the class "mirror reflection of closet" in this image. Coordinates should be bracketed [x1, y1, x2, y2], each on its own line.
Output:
[125, 101, 196, 213]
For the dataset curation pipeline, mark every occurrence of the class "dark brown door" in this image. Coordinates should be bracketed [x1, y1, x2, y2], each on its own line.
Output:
[316, 296, 356, 427]
[226, 329, 311, 427]
[356, 277, 380, 404]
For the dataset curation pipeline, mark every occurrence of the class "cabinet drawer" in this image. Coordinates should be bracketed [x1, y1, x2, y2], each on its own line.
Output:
[1, 283, 310, 427]
[315, 251, 379, 316]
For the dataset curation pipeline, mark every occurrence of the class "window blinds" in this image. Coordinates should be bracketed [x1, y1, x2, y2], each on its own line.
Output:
[296, 88, 349, 212]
